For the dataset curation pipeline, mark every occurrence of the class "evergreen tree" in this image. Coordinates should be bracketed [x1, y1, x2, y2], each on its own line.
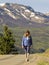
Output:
[0, 25, 15, 54]
[0, 33, 4, 54]
[3, 25, 15, 54]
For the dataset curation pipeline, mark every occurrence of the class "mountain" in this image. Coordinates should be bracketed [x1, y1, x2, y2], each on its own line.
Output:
[45, 12, 49, 16]
[0, 3, 49, 27]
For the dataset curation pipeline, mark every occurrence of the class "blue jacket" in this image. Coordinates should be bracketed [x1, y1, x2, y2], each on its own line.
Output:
[22, 36, 32, 47]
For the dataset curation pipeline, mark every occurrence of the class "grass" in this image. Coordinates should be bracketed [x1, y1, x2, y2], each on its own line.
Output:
[43, 48, 49, 57]
[37, 49, 49, 65]
[37, 61, 49, 65]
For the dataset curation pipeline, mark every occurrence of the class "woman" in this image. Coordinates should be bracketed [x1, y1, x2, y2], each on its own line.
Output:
[22, 30, 32, 61]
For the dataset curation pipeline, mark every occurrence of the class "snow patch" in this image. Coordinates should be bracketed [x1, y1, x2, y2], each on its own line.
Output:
[0, 3, 5, 6]
[4, 8, 11, 12]
[21, 13, 29, 20]
[30, 12, 35, 17]
[16, 9, 20, 12]
[35, 16, 39, 19]
[21, 6, 26, 9]
[31, 12, 35, 15]
[25, 9, 30, 13]
[4, 8, 16, 19]
[7, 12, 16, 19]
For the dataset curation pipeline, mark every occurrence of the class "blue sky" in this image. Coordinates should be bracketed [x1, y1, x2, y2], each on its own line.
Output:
[0, 0, 49, 13]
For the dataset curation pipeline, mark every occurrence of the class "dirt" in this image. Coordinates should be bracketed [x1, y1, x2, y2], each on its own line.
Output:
[0, 54, 49, 65]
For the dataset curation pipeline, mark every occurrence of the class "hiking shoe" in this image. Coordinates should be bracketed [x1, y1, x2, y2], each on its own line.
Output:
[26, 58, 29, 62]
[27, 59, 29, 62]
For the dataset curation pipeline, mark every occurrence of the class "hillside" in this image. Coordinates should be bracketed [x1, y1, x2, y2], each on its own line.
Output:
[0, 3, 49, 27]
[0, 26, 49, 54]
[0, 3, 49, 54]
[0, 49, 49, 65]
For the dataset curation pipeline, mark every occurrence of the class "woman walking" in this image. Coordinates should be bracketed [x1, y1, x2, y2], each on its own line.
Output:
[22, 30, 32, 61]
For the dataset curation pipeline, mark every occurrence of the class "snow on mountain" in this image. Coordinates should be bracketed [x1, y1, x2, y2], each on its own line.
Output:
[21, 6, 26, 9]
[4, 8, 11, 12]
[25, 9, 30, 13]
[21, 13, 29, 20]
[30, 13, 35, 17]
[0, 3, 5, 6]
[0, 3, 49, 27]
[4, 8, 16, 19]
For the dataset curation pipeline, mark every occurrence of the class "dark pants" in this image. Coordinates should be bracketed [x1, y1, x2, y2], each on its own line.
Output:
[24, 46, 30, 59]
[24, 46, 30, 54]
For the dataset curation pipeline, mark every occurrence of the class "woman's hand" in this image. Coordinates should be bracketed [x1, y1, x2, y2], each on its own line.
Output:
[22, 46, 23, 48]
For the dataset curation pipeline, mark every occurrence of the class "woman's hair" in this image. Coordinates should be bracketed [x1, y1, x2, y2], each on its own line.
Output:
[24, 30, 30, 37]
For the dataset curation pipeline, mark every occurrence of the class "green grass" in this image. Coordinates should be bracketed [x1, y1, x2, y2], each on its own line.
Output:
[37, 49, 49, 65]
[37, 61, 49, 65]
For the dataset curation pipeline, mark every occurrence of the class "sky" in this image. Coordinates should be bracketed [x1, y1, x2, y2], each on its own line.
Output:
[0, 0, 49, 13]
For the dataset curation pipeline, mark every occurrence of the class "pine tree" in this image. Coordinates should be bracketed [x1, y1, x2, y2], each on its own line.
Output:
[3, 25, 15, 54]
[0, 25, 15, 54]
[0, 33, 4, 54]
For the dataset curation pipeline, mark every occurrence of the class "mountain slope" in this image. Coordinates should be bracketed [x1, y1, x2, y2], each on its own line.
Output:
[0, 3, 49, 27]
